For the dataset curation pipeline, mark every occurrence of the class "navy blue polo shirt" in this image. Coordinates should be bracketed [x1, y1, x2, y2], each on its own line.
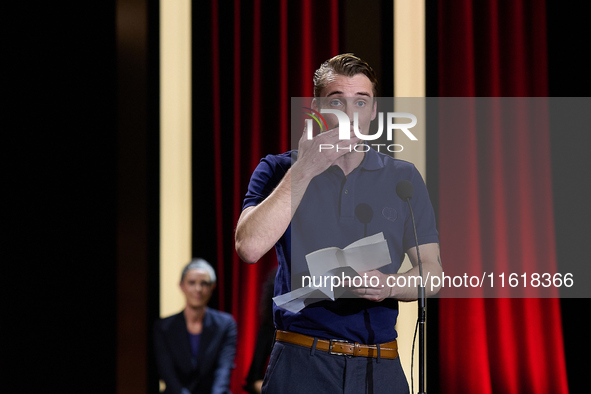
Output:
[242, 147, 438, 344]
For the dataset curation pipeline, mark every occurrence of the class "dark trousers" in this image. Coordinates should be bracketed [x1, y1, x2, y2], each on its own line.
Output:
[261, 341, 410, 394]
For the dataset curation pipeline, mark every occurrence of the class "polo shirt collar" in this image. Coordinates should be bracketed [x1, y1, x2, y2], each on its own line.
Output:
[359, 145, 384, 171]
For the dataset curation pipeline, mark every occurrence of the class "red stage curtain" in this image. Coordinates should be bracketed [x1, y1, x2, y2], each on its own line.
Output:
[437, 0, 569, 392]
[197, 1, 340, 392]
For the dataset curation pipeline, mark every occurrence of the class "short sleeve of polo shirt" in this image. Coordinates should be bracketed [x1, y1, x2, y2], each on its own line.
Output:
[242, 152, 293, 211]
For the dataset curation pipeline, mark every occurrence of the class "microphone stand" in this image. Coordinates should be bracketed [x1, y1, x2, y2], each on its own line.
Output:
[406, 198, 426, 394]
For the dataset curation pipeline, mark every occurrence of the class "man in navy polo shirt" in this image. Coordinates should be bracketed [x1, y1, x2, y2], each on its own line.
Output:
[235, 54, 442, 393]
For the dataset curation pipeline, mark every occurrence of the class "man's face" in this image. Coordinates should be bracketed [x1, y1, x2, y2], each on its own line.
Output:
[313, 73, 377, 136]
[180, 269, 215, 309]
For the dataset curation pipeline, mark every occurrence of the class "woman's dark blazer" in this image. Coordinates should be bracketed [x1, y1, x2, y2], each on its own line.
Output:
[154, 308, 238, 394]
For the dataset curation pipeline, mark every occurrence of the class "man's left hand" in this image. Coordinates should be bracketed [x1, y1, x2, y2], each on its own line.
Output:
[346, 270, 392, 302]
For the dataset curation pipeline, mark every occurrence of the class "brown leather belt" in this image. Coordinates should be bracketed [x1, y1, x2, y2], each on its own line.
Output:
[275, 330, 398, 359]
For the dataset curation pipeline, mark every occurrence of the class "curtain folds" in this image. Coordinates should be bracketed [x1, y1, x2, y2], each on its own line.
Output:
[437, 0, 569, 392]
[194, 1, 570, 392]
[195, 1, 340, 391]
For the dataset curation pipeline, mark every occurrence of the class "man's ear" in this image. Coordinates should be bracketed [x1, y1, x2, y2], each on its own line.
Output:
[311, 97, 318, 112]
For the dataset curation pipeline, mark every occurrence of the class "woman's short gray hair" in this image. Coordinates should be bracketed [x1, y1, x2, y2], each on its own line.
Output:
[180, 258, 217, 284]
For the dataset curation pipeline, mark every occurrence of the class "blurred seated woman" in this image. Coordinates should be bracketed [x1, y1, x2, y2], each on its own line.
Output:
[154, 258, 237, 394]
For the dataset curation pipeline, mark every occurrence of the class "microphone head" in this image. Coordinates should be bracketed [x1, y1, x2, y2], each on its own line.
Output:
[355, 203, 373, 224]
[396, 180, 414, 201]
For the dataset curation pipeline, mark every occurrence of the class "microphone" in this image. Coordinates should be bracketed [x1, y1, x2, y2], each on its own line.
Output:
[396, 180, 426, 394]
[396, 180, 421, 277]
[396, 179, 414, 201]
[355, 203, 373, 237]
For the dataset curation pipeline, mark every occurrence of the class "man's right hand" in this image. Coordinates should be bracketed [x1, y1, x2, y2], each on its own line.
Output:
[293, 126, 360, 180]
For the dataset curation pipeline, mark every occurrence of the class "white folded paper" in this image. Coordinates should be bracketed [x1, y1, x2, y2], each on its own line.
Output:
[273, 232, 392, 313]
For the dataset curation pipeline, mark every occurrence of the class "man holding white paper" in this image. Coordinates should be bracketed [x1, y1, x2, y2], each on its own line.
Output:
[235, 54, 442, 393]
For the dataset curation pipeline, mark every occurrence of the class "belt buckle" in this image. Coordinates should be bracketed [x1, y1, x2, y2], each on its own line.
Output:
[328, 339, 349, 356]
